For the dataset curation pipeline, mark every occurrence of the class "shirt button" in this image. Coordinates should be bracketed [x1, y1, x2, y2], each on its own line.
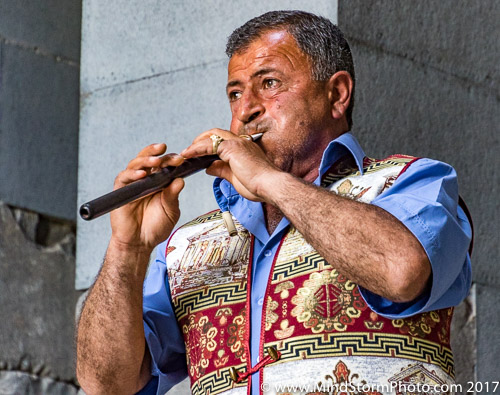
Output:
[258, 298, 264, 305]
[264, 250, 272, 257]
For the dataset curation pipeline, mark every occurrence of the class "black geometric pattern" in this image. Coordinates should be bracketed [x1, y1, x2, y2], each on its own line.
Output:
[265, 332, 455, 378]
[173, 282, 247, 319]
[321, 156, 414, 188]
[271, 251, 330, 283]
[191, 363, 247, 395]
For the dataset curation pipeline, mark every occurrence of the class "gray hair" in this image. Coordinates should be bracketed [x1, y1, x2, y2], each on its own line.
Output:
[226, 10, 355, 130]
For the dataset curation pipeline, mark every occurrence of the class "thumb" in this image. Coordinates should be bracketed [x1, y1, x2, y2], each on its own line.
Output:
[161, 178, 185, 208]
[206, 161, 231, 179]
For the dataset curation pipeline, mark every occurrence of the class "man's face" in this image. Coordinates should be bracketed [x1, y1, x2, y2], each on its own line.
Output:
[226, 30, 335, 176]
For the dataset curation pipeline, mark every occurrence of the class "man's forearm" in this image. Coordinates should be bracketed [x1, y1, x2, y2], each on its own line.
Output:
[76, 241, 152, 394]
[261, 172, 430, 303]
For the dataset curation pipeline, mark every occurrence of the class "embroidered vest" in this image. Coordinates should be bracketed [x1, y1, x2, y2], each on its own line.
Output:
[165, 155, 455, 395]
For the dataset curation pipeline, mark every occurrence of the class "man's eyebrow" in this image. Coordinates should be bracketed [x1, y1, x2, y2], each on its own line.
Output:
[226, 80, 241, 90]
[226, 68, 281, 91]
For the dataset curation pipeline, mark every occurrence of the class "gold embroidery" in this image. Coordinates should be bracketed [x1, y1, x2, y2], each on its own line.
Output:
[213, 349, 229, 369]
[215, 307, 233, 326]
[265, 297, 279, 331]
[274, 319, 295, 340]
[183, 313, 218, 379]
[291, 270, 366, 332]
[392, 311, 440, 338]
[388, 362, 446, 388]
[227, 308, 247, 362]
[364, 311, 384, 330]
[318, 360, 383, 395]
[275, 281, 295, 299]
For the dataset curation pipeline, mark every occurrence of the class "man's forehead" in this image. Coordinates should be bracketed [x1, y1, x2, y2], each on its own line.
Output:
[258, 29, 291, 47]
[227, 30, 309, 78]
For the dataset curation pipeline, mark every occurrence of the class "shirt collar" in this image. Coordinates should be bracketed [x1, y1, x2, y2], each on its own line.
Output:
[317, 132, 365, 182]
[212, 132, 365, 240]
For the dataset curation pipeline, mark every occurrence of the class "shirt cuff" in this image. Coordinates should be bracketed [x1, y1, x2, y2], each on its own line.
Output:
[364, 196, 471, 319]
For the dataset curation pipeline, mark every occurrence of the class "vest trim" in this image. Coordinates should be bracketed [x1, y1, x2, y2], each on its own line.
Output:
[244, 236, 254, 395]
[262, 332, 453, 376]
[258, 235, 287, 392]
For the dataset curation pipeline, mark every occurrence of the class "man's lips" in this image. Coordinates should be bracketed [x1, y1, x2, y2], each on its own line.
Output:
[241, 121, 272, 135]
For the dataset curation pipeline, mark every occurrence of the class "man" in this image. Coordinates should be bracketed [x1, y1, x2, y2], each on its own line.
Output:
[76, 10, 472, 395]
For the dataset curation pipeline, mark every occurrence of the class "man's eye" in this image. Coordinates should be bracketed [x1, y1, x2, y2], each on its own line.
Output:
[263, 79, 279, 89]
[228, 91, 242, 101]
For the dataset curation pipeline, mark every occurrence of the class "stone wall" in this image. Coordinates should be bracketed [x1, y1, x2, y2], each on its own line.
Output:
[0, 1, 81, 220]
[339, 0, 499, 388]
[0, 203, 82, 393]
[0, 1, 82, 392]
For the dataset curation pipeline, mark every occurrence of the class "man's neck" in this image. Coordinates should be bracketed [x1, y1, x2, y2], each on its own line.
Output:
[263, 160, 321, 234]
[261, 128, 346, 234]
[263, 203, 284, 235]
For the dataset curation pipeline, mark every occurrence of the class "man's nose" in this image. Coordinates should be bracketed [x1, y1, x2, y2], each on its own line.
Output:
[237, 90, 265, 124]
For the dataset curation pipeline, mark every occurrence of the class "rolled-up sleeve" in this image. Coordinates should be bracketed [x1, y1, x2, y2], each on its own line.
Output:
[137, 240, 188, 394]
[360, 158, 472, 319]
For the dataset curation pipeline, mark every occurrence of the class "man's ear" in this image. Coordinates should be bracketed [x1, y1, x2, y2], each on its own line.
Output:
[327, 71, 353, 120]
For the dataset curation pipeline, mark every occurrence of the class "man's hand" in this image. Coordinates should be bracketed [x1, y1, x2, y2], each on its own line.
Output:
[77, 143, 186, 394]
[110, 143, 185, 252]
[181, 129, 281, 202]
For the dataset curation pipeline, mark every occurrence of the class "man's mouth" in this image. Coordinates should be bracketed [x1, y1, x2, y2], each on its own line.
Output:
[241, 121, 271, 136]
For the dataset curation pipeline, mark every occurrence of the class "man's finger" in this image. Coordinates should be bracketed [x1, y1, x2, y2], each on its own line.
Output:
[136, 143, 167, 157]
[159, 154, 185, 168]
[127, 155, 162, 170]
[206, 160, 229, 179]
[161, 178, 185, 209]
[191, 129, 235, 145]
[180, 139, 216, 158]
[114, 169, 147, 188]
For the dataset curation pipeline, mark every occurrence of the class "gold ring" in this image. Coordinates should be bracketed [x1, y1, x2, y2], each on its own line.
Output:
[210, 134, 224, 154]
[239, 135, 252, 141]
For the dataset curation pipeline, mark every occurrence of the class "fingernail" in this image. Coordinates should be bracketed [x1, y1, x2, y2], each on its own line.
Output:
[154, 143, 163, 149]
[172, 154, 186, 163]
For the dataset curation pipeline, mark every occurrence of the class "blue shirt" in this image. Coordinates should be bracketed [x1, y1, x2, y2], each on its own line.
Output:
[140, 132, 472, 395]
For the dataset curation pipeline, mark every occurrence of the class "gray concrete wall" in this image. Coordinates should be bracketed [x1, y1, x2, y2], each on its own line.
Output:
[0, 1, 83, 393]
[76, 0, 338, 290]
[0, 1, 81, 221]
[339, 0, 499, 388]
